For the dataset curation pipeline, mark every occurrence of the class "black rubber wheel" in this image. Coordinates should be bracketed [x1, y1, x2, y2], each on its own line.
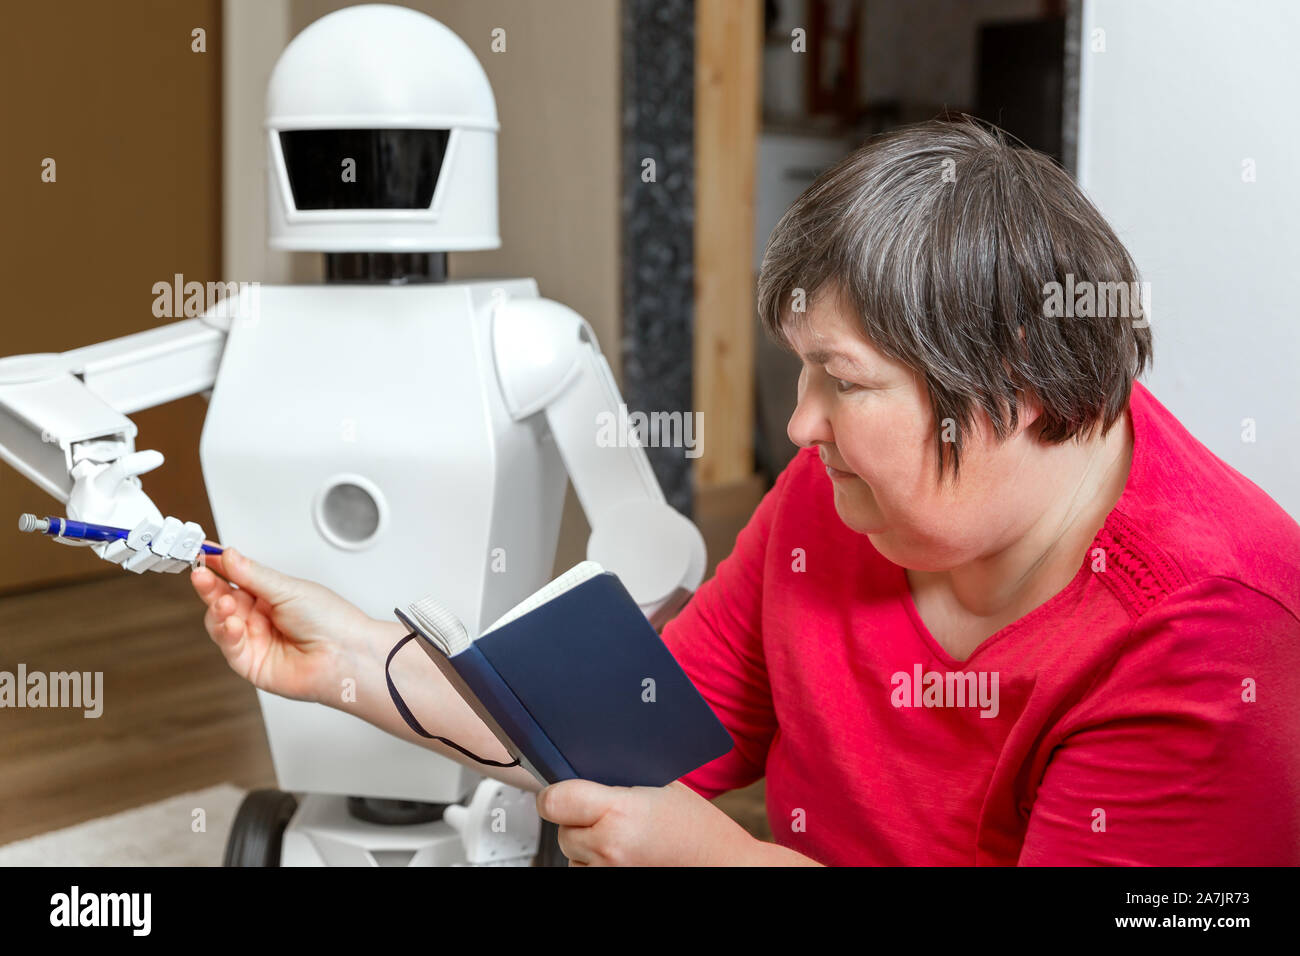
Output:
[223, 789, 299, 867]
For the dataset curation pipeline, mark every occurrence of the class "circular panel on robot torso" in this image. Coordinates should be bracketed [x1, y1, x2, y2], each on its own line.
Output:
[314, 475, 386, 549]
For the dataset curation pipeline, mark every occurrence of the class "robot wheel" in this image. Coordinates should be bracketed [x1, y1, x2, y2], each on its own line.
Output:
[223, 789, 299, 867]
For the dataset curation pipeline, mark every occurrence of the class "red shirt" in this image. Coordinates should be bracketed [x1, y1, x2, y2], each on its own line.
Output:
[664, 380, 1300, 865]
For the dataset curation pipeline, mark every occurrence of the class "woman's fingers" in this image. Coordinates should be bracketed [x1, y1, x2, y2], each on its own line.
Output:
[555, 826, 592, 866]
[219, 587, 257, 621]
[198, 543, 225, 574]
[223, 612, 245, 640]
[194, 561, 279, 678]
[198, 567, 254, 634]
[204, 602, 239, 648]
[191, 566, 230, 604]
[193, 566, 255, 619]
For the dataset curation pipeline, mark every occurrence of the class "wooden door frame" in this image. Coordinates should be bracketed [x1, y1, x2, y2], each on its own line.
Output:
[694, 0, 761, 493]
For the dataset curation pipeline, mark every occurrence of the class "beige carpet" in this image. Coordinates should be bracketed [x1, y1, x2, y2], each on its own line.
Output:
[0, 784, 246, 866]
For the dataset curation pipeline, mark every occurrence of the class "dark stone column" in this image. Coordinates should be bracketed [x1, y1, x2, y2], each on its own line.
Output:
[621, 0, 696, 517]
[1062, 0, 1082, 179]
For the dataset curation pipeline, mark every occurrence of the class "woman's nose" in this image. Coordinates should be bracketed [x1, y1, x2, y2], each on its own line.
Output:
[787, 385, 833, 450]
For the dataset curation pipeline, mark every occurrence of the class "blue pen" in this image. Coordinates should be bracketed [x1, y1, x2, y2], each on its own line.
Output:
[17, 513, 224, 555]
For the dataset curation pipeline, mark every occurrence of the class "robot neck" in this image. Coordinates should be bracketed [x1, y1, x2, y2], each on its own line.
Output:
[324, 252, 448, 285]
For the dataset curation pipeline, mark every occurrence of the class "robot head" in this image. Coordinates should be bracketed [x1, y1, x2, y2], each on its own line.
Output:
[265, 4, 499, 253]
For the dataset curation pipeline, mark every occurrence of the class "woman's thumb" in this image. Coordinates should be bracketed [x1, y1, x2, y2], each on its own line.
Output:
[223, 547, 295, 603]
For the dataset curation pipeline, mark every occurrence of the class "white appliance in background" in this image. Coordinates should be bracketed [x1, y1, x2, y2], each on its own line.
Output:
[755, 131, 854, 272]
[753, 130, 854, 477]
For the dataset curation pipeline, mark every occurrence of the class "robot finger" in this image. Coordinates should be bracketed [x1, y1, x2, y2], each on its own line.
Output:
[93, 537, 146, 572]
[115, 517, 165, 573]
[126, 517, 189, 573]
[126, 517, 164, 554]
[121, 546, 168, 574]
[173, 521, 205, 563]
[149, 518, 203, 573]
[143, 516, 186, 564]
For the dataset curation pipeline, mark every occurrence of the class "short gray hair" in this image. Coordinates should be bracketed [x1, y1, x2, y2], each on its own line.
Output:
[757, 115, 1153, 484]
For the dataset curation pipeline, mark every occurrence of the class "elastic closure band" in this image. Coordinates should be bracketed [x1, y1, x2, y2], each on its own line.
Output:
[385, 631, 521, 769]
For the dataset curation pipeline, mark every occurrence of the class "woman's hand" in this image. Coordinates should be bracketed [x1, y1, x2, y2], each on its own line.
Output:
[536, 779, 771, 866]
[190, 546, 371, 706]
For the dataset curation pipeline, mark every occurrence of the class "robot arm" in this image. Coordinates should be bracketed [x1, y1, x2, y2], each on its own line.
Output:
[492, 297, 706, 627]
[0, 318, 227, 572]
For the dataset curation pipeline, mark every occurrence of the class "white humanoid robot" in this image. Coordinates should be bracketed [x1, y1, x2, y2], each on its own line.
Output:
[0, 4, 705, 866]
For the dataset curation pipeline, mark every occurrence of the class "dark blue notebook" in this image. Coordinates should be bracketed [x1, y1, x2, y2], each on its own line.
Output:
[396, 562, 734, 788]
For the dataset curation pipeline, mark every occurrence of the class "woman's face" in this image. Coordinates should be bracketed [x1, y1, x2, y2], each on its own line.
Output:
[784, 288, 1048, 572]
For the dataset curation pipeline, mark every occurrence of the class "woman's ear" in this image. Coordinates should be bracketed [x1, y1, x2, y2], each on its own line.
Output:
[1015, 388, 1045, 433]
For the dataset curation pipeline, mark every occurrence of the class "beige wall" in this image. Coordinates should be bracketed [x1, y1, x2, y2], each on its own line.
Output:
[223, 0, 293, 286]
[0, 1, 223, 594]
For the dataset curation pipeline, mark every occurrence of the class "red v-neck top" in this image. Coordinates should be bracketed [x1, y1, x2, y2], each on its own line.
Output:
[664, 380, 1300, 865]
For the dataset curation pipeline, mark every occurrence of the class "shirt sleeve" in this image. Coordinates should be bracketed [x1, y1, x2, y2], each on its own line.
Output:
[660, 455, 803, 800]
[1019, 575, 1300, 865]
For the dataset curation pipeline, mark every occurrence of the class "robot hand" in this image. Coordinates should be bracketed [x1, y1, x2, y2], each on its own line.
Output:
[58, 449, 206, 573]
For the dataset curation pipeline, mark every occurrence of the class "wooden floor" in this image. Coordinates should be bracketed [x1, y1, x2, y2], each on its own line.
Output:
[0, 571, 276, 845]
[0, 477, 771, 851]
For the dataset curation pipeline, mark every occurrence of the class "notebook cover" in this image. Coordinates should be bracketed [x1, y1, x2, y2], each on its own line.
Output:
[397, 608, 579, 785]
[476, 572, 735, 787]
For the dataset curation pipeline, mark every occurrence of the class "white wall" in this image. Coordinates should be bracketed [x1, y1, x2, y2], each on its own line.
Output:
[223, 0, 293, 285]
[1078, 0, 1300, 518]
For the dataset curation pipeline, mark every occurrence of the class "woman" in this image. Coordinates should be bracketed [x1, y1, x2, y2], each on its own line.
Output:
[192, 118, 1300, 865]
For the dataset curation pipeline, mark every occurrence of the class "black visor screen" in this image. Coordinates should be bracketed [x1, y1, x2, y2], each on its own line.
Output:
[279, 129, 451, 210]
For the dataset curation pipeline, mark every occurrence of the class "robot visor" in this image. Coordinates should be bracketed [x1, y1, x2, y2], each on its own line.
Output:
[279, 129, 451, 210]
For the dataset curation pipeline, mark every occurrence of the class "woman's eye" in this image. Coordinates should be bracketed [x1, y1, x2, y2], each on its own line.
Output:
[834, 378, 858, 393]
